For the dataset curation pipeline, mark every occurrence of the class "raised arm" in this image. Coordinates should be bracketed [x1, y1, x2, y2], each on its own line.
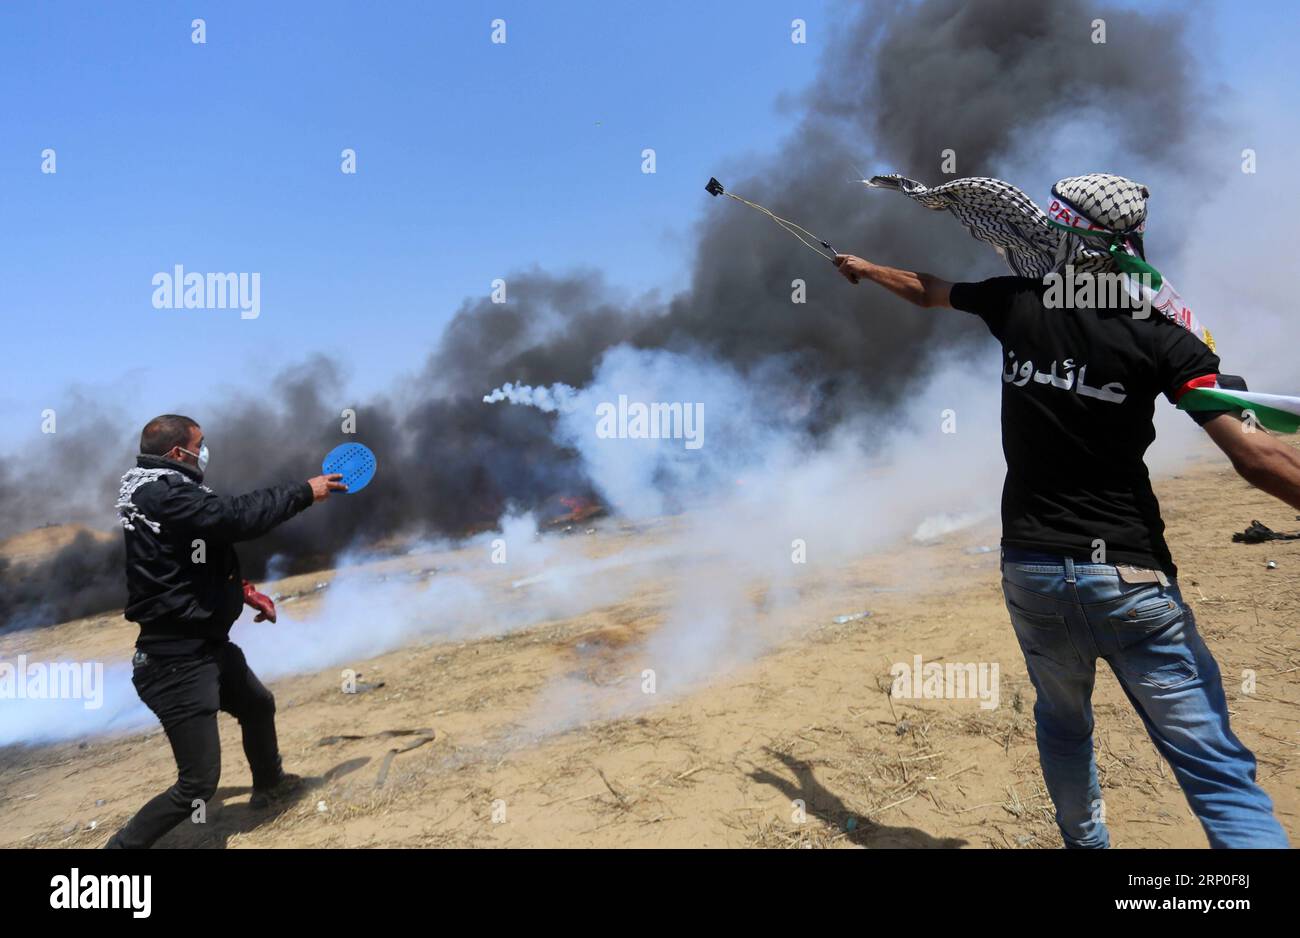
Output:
[834, 254, 954, 309]
[1202, 414, 1300, 511]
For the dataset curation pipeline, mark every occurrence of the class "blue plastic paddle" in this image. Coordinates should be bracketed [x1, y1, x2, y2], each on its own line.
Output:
[321, 442, 377, 494]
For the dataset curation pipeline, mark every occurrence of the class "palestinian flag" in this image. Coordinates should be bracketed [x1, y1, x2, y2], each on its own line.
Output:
[1176, 374, 1300, 434]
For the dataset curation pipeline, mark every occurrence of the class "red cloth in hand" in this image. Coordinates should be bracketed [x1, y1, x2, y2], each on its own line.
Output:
[241, 579, 277, 623]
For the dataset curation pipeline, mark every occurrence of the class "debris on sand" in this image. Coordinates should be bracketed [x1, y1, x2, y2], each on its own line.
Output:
[832, 611, 872, 625]
[374, 568, 439, 584]
[270, 566, 439, 604]
[1233, 519, 1300, 543]
[318, 727, 435, 747]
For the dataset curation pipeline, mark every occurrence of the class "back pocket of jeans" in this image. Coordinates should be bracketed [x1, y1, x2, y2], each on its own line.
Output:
[1008, 602, 1065, 631]
[1107, 594, 1182, 648]
[1005, 599, 1077, 666]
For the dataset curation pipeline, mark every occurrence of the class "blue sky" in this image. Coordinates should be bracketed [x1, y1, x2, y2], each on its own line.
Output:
[1, 0, 1296, 451]
[0, 0, 835, 448]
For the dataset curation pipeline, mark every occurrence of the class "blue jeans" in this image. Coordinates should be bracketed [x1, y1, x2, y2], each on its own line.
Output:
[1001, 552, 1288, 849]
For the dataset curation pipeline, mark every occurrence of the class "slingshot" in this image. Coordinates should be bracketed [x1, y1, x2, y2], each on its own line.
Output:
[705, 176, 838, 261]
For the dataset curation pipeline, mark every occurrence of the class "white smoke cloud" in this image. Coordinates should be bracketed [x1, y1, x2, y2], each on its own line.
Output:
[492, 343, 1006, 734]
[0, 661, 146, 746]
[2, 343, 1005, 747]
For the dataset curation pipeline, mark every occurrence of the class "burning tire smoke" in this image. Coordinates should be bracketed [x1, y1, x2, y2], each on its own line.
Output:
[1, 0, 1207, 632]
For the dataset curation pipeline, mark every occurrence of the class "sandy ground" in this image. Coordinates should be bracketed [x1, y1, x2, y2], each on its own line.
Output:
[1, 442, 1296, 849]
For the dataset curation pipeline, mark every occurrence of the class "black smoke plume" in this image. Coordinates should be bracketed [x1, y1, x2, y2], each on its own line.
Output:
[0, 0, 1203, 630]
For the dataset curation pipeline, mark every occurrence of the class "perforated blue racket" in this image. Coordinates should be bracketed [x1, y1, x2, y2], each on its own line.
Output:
[322, 442, 377, 494]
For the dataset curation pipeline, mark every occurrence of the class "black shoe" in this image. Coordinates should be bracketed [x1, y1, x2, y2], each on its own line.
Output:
[248, 772, 303, 809]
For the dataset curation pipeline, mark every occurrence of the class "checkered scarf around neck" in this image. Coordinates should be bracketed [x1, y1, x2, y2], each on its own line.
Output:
[116, 465, 212, 533]
[866, 172, 1215, 350]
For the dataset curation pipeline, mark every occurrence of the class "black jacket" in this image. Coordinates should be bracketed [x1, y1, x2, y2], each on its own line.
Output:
[121, 455, 313, 652]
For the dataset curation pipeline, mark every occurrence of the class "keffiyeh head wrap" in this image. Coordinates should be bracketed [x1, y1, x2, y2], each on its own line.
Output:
[866, 172, 1214, 350]
[1046, 173, 1149, 272]
[1051, 173, 1149, 233]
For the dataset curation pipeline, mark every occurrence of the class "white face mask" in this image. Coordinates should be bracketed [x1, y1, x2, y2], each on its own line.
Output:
[178, 443, 210, 472]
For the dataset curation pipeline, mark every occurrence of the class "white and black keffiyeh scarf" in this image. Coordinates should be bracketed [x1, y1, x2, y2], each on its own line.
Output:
[115, 466, 212, 533]
[868, 174, 1071, 278]
[864, 172, 1300, 433]
[866, 172, 1214, 349]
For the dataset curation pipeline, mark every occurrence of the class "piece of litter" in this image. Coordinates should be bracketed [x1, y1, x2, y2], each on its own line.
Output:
[1234, 520, 1300, 544]
[1266, 560, 1278, 569]
[963, 545, 995, 555]
[833, 611, 872, 624]
[317, 801, 328, 813]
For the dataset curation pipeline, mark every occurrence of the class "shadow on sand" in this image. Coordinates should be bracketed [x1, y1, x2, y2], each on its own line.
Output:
[749, 747, 968, 848]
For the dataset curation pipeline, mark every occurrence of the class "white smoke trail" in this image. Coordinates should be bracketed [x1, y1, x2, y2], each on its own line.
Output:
[482, 381, 578, 413]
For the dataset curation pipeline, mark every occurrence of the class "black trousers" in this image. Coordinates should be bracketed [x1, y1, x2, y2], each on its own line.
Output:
[112, 640, 282, 848]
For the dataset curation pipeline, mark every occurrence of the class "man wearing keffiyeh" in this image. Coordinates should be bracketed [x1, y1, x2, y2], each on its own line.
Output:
[834, 172, 1297, 848]
[104, 414, 346, 849]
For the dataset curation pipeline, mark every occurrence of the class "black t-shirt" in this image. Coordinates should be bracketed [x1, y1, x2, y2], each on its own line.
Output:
[950, 276, 1223, 577]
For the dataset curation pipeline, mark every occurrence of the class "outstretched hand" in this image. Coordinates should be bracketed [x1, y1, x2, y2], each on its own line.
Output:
[308, 473, 348, 502]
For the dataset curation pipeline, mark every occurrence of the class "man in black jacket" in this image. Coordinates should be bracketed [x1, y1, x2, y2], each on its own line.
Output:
[105, 414, 346, 848]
